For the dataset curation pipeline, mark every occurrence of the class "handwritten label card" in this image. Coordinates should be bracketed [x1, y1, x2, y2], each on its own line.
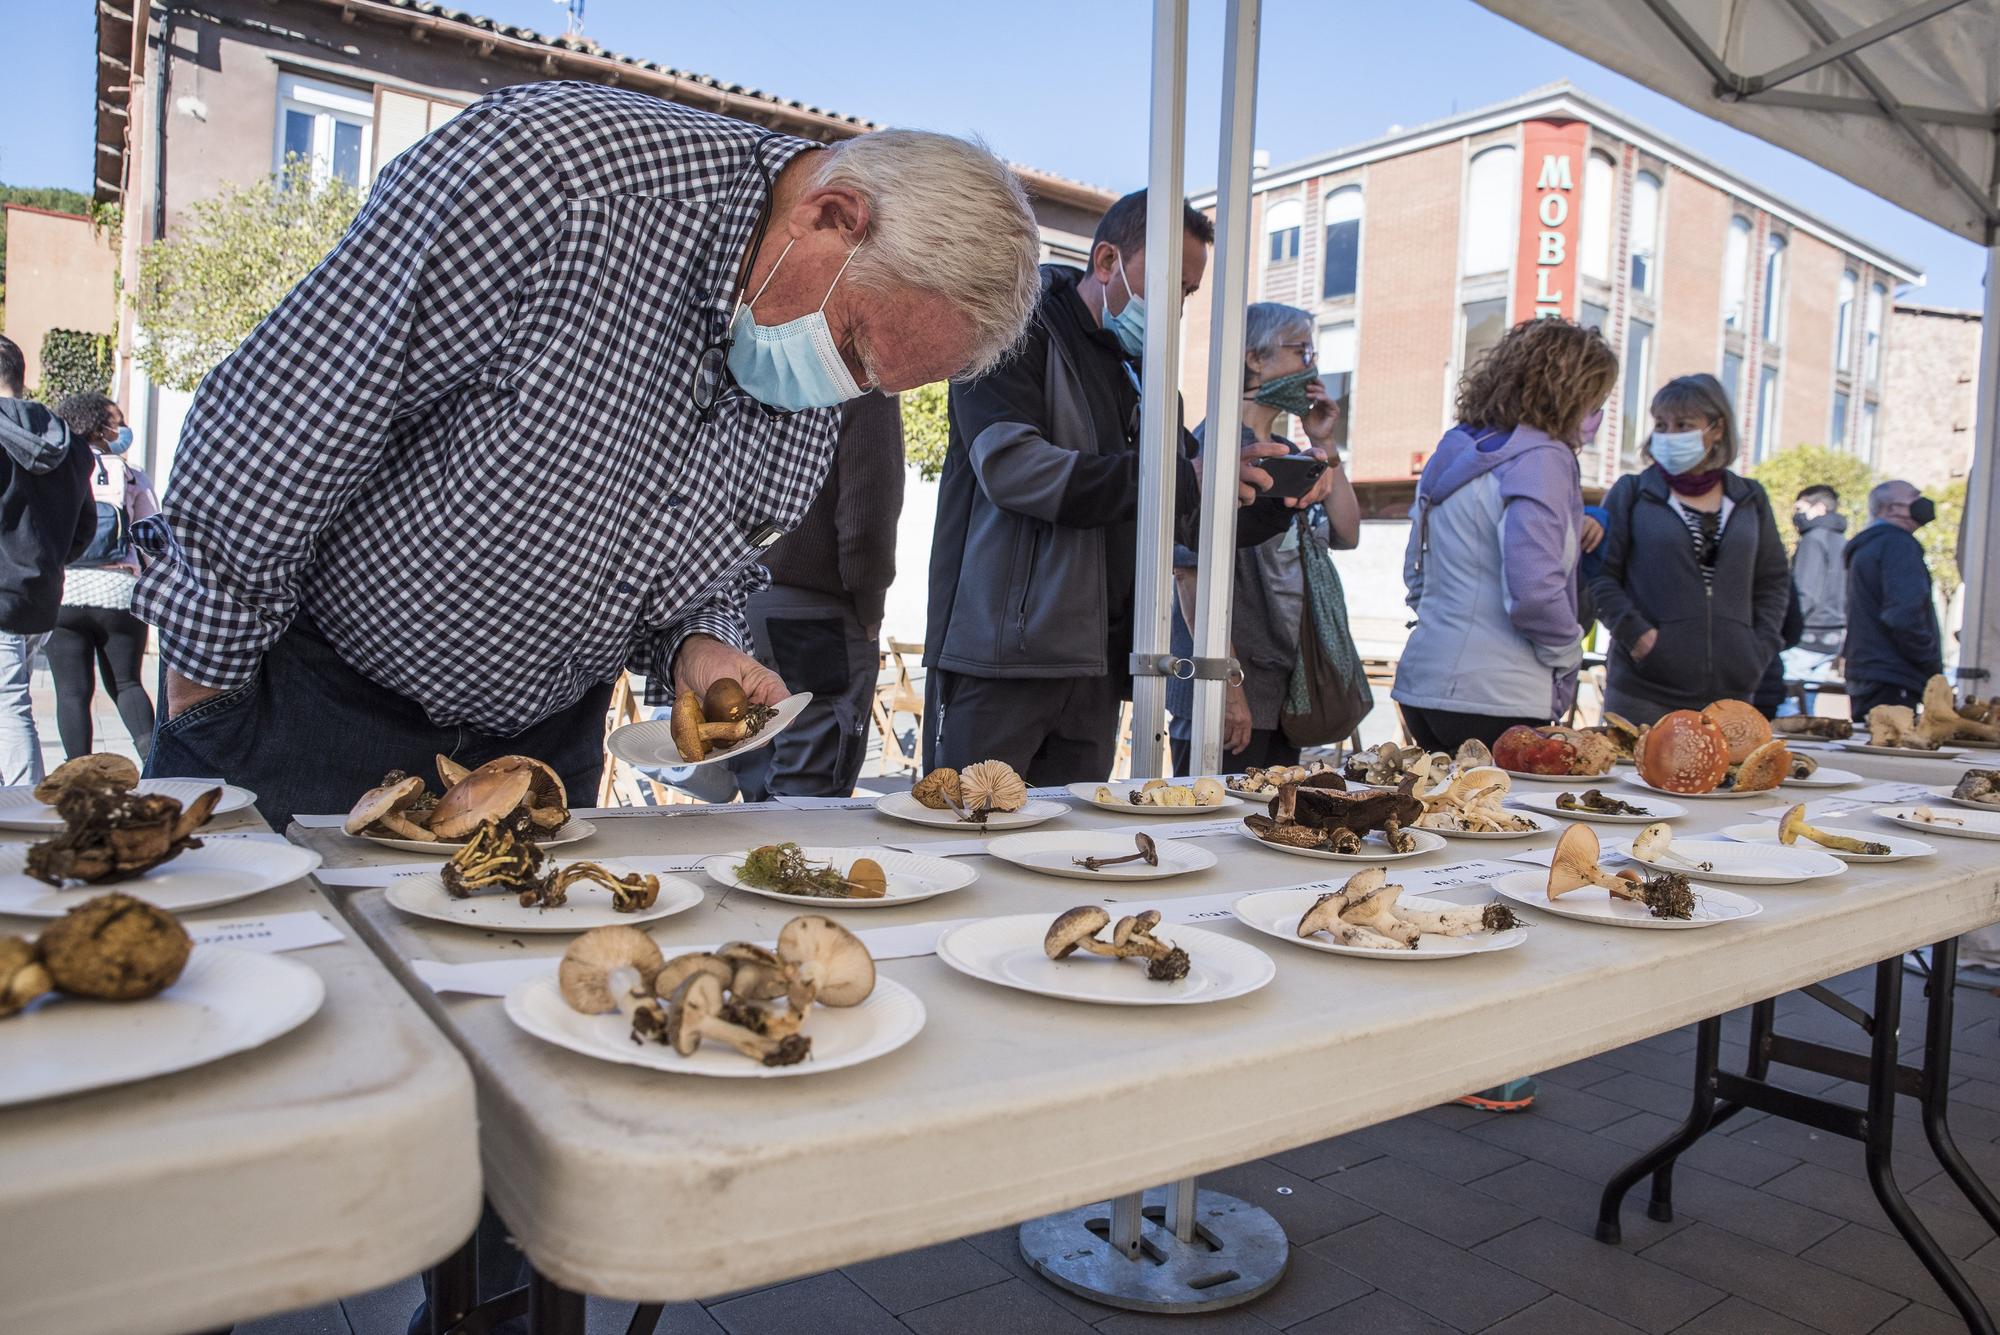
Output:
[191, 911, 344, 954]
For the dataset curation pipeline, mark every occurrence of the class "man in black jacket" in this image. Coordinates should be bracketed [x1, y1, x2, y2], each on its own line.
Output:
[1843, 479, 1943, 719]
[1782, 485, 1846, 714]
[0, 335, 96, 783]
[924, 191, 1332, 782]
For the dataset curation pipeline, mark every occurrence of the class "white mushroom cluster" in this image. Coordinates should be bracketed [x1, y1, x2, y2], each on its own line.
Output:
[1414, 766, 1536, 833]
[558, 917, 876, 1067]
[1295, 867, 1519, 950]
[1098, 778, 1227, 808]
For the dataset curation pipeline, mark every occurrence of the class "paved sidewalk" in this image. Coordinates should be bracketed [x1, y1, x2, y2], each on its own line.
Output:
[239, 962, 2000, 1334]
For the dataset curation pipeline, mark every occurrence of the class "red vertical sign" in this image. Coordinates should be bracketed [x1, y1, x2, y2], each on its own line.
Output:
[1513, 119, 1587, 323]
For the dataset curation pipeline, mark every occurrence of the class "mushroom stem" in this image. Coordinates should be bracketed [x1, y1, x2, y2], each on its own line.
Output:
[1074, 834, 1160, 871]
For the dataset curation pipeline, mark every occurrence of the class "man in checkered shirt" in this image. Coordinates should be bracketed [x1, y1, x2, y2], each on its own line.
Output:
[134, 82, 1043, 826]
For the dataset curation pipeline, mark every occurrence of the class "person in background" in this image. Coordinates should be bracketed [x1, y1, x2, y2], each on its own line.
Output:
[48, 394, 160, 760]
[1751, 579, 1806, 718]
[1783, 484, 1847, 714]
[1393, 318, 1617, 754]
[1168, 302, 1359, 774]
[1842, 479, 1943, 719]
[924, 190, 1333, 783]
[0, 336, 94, 785]
[729, 391, 904, 800]
[1590, 374, 1789, 724]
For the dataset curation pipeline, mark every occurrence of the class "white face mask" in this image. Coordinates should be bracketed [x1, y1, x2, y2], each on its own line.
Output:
[726, 238, 864, 411]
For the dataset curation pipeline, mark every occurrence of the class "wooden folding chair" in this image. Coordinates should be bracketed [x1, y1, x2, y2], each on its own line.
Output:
[599, 673, 678, 808]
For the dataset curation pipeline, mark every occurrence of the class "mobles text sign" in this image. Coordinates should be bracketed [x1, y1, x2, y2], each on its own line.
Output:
[1514, 119, 1585, 322]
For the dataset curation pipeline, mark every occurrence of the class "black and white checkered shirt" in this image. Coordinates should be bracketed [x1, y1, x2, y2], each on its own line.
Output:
[133, 82, 840, 734]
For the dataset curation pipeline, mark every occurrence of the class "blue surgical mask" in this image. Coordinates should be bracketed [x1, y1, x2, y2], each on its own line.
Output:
[106, 426, 133, 455]
[1102, 253, 1146, 359]
[726, 238, 864, 412]
[1649, 429, 1708, 476]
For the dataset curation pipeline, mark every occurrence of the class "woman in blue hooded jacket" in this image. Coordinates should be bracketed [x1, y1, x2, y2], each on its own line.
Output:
[1394, 319, 1618, 752]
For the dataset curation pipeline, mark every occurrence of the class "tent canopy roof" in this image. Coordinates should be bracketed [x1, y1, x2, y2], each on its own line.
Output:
[1473, 0, 2000, 244]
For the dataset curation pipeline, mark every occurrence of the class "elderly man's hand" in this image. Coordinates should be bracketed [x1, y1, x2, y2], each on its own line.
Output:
[164, 670, 229, 722]
[672, 634, 790, 710]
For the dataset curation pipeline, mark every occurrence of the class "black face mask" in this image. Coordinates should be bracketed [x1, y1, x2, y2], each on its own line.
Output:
[1910, 496, 1937, 528]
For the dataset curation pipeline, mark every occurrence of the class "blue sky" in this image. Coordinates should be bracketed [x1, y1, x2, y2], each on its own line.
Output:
[0, 0, 1983, 307]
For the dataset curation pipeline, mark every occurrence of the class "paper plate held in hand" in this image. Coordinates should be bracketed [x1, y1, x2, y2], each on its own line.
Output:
[606, 693, 813, 770]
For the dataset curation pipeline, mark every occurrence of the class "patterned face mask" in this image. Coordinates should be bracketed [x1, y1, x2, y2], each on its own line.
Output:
[1251, 367, 1320, 416]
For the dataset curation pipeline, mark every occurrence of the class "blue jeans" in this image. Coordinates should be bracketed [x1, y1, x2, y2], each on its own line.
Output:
[0, 631, 48, 785]
[146, 619, 610, 831]
[1777, 647, 1840, 716]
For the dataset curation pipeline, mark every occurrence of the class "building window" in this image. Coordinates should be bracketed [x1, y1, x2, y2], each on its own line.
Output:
[1864, 281, 1887, 384]
[1265, 198, 1302, 264]
[1836, 269, 1857, 367]
[1579, 152, 1615, 282]
[1321, 187, 1362, 301]
[1756, 365, 1781, 459]
[1621, 318, 1654, 469]
[1460, 298, 1509, 389]
[1318, 321, 1357, 378]
[1831, 391, 1850, 449]
[1630, 171, 1662, 293]
[275, 73, 373, 188]
[1462, 146, 1519, 276]
[1721, 351, 1744, 408]
[1580, 300, 1609, 334]
[1722, 217, 1752, 328]
[1860, 401, 1878, 462]
[1761, 234, 1788, 344]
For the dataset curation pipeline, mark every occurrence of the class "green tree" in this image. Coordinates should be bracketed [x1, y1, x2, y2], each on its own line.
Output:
[902, 380, 950, 481]
[1921, 478, 1968, 602]
[1745, 443, 1878, 556]
[130, 160, 360, 393]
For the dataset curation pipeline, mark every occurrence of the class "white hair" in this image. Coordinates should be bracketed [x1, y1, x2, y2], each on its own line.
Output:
[814, 129, 1041, 379]
[1244, 302, 1313, 364]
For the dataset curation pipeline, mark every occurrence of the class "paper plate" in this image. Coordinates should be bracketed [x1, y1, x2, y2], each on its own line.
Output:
[360, 817, 598, 855]
[0, 947, 324, 1107]
[605, 693, 814, 770]
[0, 780, 258, 832]
[1414, 810, 1559, 840]
[1925, 784, 2000, 815]
[1499, 767, 1618, 786]
[935, 914, 1273, 1006]
[1874, 806, 2000, 841]
[1067, 781, 1241, 816]
[1839, 741, 1978, 761]
[1235, 824, 1446, 862]
[1508, 790, 1688, 824]
[1608, 837, 1845, 886]
[385, 861, 704, 932]
[871, 790, 1066, 830]
[1231, 886, 1528, 960]
[1782, 767, 1863, 788]
[983, 830, 1218, 881]
[0, 836, 322, 918]
[1718, 823, 1934, 863]
[700, 846, 976, 908]
[506, 971, 924, 1078]
[1490, 869, 1760, 930]
[1621, 775, 1774, 801]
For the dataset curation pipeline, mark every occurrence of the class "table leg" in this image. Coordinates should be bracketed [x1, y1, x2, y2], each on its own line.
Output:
[1918, 939, 2000, 1234]
[1019, 1179, 1288, 1313]
[1596, 1016, 1721, 1243]
[624, 1304, 664, 1335]
[527, 1271, 586, 1335]
[1859, 952, 1996, 1335]
[429, 1231, 478, 1335]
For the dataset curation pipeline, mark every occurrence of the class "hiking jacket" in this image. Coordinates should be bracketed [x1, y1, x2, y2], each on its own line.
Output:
[1393, 422, 1583, 719]
[925, 265, 1287, 678]
[0, 398, 95, 634]
[1792, 511, 1848, 653]
[1590, 465, 1789, 715]
[1842, 520, 1942, 693]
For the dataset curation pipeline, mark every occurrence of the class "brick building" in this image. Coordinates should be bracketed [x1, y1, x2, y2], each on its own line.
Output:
[1183, 84, 1922, 514]
[1877, 301, 1982, 490]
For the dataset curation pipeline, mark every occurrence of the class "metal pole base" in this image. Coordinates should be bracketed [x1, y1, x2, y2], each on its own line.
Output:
[1018, 1187, 1288, 1313]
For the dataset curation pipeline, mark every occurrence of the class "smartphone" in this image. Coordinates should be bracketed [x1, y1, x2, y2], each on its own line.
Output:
[1258, 454, 1327, 500]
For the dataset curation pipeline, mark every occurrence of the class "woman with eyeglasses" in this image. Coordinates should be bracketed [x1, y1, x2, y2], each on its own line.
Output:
[1169, 302, 1358, 773]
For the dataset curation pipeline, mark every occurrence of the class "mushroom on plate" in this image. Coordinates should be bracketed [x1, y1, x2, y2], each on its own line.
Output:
[1296, 866, 1519, 949]
[1637, 710, 1731, 793]
[1042, 905, 1191, 981]
[669, 689, 754, 762]
[1702, 699, 1771, 766]
[1727, 739, 1793, 793]
[37, 892, 192, 1000]
[911, 767, 963, 810]
[32, 753, 140, 805]
[776, 915, 877, 1011]
[1547, 825, 1695, 919]
[1922, 675, 2000, 744]
[558, 925, 665, 1023]
[344, 774, 437, 842]
[1628, 822, 1711, 871]
[660, 971, 810, 1066]
[0, 936, 51, 1018]
[1776, 804, 1889, 856]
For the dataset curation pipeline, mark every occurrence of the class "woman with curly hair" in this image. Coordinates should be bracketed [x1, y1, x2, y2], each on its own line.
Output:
[1393, 318, 1617, 752]
[1589, 373, 1790, 723]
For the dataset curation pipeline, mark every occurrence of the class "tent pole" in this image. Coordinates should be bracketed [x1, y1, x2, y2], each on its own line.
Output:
[1127, 0, 1189, 780]
[1958, 242, 2000, 689]
[1188, 0, 1261, 775]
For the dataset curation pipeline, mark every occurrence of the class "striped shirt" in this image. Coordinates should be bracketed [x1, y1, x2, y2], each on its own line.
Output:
[133, 83, 840, 733]
[1667, 492, 1735, 585]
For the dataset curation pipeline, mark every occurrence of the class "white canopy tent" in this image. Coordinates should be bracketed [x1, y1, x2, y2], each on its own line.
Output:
[1464, 0, 2000, 686]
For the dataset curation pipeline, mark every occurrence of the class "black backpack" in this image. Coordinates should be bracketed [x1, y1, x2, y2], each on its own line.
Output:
[70, 456, 129, 568]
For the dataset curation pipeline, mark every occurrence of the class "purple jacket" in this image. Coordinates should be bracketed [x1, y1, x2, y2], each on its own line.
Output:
[1394, 423, 1584, 718]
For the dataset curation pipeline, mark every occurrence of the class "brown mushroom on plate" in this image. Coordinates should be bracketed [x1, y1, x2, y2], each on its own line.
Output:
[776, 915, 877, 1011]
[430, 765, 535, 842]
[670, 689, 754, 762]
[910, 767, 963, 810]
[1041, 905, 1190, 981]
[26, 785, 220, 886]
[33, 753, 140, 806]
[1548, 825, 1694, 919]
[344, 774, 437, 842]
[37, 893, 193, 1000]
[0, 936, 52, 1018]
[661, 971, 810, 1066]
[558, 925, 664, 1027]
